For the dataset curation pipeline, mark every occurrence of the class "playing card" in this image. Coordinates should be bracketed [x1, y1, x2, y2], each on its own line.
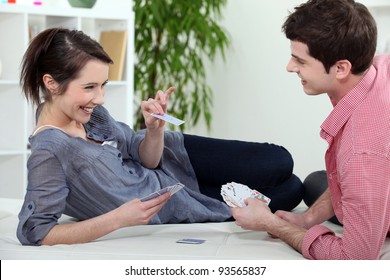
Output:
[221, 182, 249, 207]
[140, 183, 184, 202]
[221, 182, 270, 207]
[151, 113, 185, 126]
[251, 189, 271, 205]
[176, 238, 206, 244]
[169, 183, 185, 195]
[233, 182, 252, 198]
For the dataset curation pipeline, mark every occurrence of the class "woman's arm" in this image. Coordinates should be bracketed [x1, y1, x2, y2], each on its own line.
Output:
[41, 192, 170, 245]
[138, 87, 175, 168]
[138, 126, 165, 169]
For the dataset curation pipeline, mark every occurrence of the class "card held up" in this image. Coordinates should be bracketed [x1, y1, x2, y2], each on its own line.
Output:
[151, 113, 185, 126]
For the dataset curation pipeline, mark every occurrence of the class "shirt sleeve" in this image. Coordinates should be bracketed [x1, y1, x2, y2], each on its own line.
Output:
[17, 149, 69, 246]
[113, 121, 144, 163]
[302, 154, 390, 259]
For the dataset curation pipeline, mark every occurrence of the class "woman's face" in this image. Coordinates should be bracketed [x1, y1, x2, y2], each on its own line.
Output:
[52, 59, 109, 124]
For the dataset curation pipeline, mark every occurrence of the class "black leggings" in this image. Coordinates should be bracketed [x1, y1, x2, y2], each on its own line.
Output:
[183, 134, 304, 212]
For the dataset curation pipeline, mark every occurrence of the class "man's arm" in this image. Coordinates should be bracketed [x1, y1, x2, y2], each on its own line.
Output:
[231, 199, 306, 252]
[265, 213, 307, 252]
[276, 188, 334, 229]
[231, 189, 335, 253]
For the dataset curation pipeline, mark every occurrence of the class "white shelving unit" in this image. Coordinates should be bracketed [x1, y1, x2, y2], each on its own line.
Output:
[0, 3, 134, 198]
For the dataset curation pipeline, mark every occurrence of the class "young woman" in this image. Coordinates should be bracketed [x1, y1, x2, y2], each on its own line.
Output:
[17, 28, 303, 246]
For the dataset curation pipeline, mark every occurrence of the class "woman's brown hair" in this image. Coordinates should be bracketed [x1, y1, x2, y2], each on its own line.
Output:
[20, 28, 113, 106]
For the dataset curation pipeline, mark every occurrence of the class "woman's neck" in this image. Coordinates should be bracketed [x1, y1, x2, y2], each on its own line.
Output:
[36, 103, 86, 139]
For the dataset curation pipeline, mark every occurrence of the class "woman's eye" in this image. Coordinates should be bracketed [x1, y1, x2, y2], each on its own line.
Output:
[85, 85, 95, 90]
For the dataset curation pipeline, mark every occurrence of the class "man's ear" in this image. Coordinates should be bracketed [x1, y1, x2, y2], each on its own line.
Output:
[42, 74, 58, 94]
[335, 60, 352, 79]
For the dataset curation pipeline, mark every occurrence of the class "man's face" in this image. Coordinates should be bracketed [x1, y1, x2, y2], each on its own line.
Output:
[286, 41, 337, 96]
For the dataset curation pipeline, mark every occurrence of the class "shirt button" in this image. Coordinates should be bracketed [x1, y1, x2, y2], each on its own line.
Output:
[118, 153, 122, 158]
[103, 135, 108, 139]
[28, 204, 33, 210]
[329, 174, 333, 179]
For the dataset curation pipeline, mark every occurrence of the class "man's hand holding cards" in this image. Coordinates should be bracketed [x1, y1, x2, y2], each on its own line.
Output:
[221, 182, 271, 207]
[140, 183, 184, 202]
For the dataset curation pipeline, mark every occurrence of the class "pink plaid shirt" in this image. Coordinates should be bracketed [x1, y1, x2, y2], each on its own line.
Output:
[302, 55, 390, 259]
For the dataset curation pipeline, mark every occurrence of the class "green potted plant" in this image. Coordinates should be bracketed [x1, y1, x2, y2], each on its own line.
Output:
[68, 0, 97, 8]
[133, 0, 230, 131]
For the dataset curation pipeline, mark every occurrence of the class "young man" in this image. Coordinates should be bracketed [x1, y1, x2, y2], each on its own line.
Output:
[231, 0, 390, 259]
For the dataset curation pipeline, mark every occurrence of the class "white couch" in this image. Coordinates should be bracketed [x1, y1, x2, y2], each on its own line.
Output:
[1, 198, 389, 260]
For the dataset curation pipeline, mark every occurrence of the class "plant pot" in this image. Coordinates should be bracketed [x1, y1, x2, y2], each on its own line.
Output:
[68, 0, 97, 8]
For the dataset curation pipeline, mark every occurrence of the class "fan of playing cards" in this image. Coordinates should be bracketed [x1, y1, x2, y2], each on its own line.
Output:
[221, 182, 271, 207]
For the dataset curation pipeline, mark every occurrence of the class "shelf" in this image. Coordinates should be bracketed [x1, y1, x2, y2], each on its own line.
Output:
[0, 3, 131, 19]
[0, 150, 28, 156]
[0, 80, 20, 85]
[0, 154, 27, 199]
